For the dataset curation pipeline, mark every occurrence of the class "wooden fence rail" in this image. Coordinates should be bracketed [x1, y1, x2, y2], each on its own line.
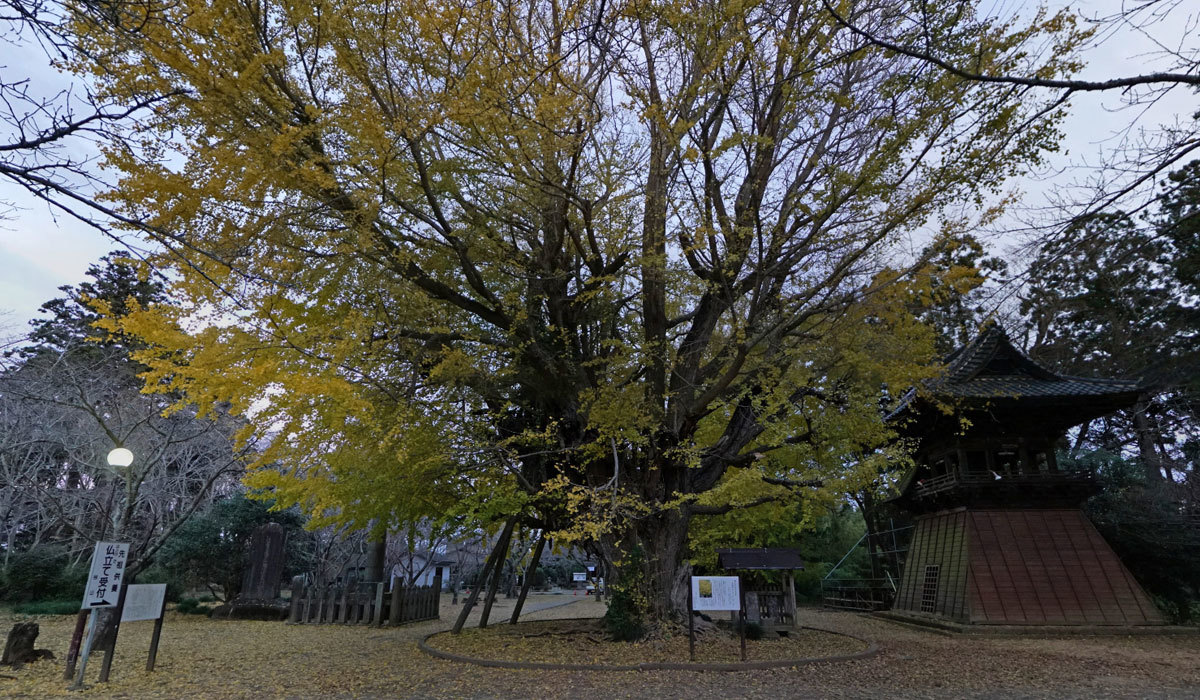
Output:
[288, 573, 441, 626]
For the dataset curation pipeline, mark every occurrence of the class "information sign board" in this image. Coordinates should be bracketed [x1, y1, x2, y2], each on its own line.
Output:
[121, 584, 167, 622]
[82, 542, 130, 609]
[572, 572, 587, 582]
[690, 575, 741, 611]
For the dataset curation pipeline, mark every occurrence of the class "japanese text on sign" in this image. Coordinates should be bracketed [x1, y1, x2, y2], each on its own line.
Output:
[121, 584, 168, 622]
[82, 541, 130, 609]
[691, 576, 741, 611]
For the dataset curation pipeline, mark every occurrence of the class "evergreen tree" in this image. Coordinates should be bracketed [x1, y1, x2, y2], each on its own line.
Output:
[1019, 163, 1198, 483]
[18, 251, 167, 358]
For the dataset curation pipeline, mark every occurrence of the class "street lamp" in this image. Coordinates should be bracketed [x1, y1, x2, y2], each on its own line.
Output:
[107, 446, 134, 468]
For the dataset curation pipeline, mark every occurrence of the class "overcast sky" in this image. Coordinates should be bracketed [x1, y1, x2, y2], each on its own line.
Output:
[1, 1, 1196, 335]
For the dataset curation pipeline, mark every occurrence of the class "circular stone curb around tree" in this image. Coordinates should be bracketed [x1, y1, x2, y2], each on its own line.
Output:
[418, 620, 879, 672]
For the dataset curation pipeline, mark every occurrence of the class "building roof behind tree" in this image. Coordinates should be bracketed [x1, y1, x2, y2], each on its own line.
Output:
[715, 548, 805, 570]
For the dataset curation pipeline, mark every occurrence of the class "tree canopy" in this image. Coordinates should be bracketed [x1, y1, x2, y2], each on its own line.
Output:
[73, 0, 1085, 621]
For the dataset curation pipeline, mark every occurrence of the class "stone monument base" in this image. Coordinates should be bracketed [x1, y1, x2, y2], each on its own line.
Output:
[210, 598, 290, 621]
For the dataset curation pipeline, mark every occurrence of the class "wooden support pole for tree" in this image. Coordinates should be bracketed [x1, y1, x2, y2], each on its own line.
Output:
[451, 518, 515, 634]
[479, 524, 515, 629]
[510, 532, 546, 624]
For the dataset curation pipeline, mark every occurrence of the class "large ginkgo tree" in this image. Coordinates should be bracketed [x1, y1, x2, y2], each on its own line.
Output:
[71, 0, 1082, 624]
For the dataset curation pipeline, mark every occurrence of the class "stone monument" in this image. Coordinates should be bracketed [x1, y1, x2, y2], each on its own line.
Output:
[212, 523, 290, 620]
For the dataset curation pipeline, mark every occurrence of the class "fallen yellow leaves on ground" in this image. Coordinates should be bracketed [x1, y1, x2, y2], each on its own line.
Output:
[426, 619, 866, 666]
[2, 597, 1199, 699]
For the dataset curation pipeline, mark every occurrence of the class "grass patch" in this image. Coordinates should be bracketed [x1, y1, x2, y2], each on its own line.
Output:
[11, 599, 80, 615]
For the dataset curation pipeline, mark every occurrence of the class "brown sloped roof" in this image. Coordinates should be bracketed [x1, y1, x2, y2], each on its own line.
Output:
[932, 324, 1141, 399]
[889, 325, 1142, 418]
[715, 548, 805, 570]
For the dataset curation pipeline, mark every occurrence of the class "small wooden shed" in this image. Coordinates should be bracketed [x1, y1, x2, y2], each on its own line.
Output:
[715, 548, 804, 631]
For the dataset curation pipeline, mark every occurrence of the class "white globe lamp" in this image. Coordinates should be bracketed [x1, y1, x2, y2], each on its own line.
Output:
[107, 447, 134, 468]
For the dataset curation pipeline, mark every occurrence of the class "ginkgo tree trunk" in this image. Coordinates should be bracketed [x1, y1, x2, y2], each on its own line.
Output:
[73, 0, 1084, 626]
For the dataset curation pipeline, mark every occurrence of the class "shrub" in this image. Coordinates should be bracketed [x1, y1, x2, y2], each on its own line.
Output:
[12, 599, 81, 615]
[605, 586, 646, 641]
[176, 597, 212, 615]
[0, 545, 87, 603]
[603, 546, 648, 642]
[736, 619, 765, 640]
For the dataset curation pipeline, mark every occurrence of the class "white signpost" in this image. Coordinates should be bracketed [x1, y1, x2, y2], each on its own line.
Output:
[688, 574, 746, 662]
[572, 572, 587, 582]
[71, 542, 131, 688]
[690, 576, 741, 611]
[82, 542, 130, 609]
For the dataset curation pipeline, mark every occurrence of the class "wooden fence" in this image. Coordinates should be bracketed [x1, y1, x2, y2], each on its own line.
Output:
[288, 574, 441, 626]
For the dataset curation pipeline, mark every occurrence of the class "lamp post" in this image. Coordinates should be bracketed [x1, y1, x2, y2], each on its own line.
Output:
[99, 446, 134, 683]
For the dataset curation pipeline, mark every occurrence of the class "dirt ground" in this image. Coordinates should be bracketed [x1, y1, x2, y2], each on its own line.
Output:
[2, 595, 1198, 698]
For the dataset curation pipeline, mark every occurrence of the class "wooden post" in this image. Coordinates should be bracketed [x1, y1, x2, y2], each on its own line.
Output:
[371, 583, 385, 625]
[452, 518, 515, 634]
[338, 585, 350, 623]
[785, 570, 797, 629]
[479, 524, 514, 629]
[687, 575, 695, 662]
[510, 533, 545, 624]
[98, 579, 131, 682]
[288, 576, 304, 624]
[738, 574, 746, 663]
[324, 586, 337, 623]
[389, 582, 403, 626]
[62, 610, 88, 680]
[361, 585, 370, 624]
[145, 592, 168, 672]
[432, 569, 443, 620]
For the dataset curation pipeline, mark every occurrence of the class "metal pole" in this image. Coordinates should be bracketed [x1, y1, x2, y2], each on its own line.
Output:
[70, 609, 99, 690]
[824, 532, 867, 580]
